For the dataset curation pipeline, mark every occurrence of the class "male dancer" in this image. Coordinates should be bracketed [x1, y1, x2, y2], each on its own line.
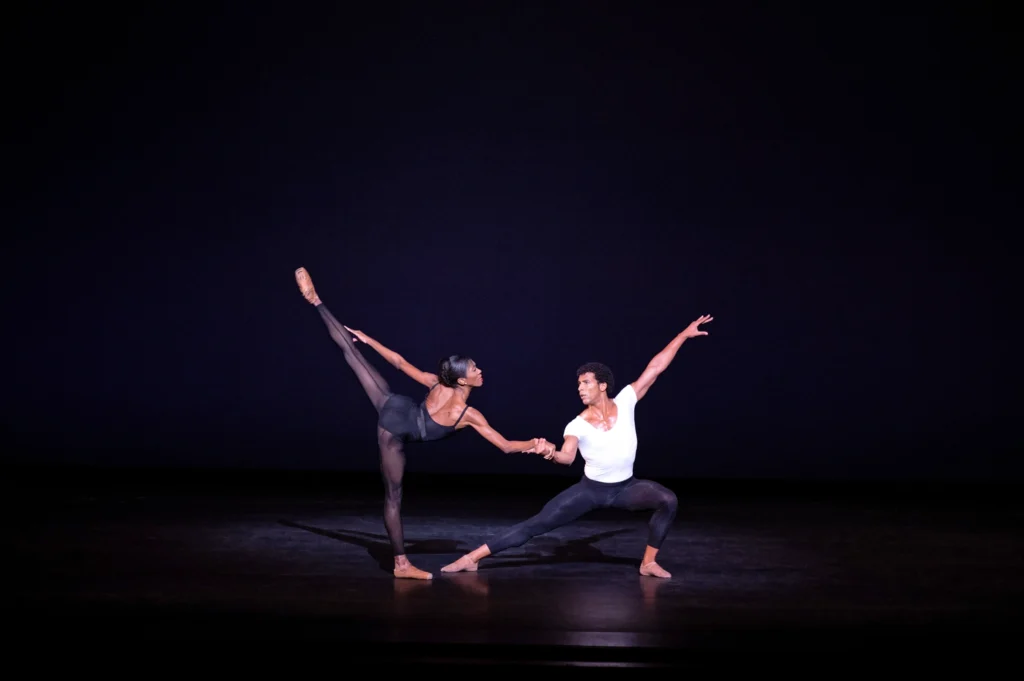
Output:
[441, 314, 713, 578]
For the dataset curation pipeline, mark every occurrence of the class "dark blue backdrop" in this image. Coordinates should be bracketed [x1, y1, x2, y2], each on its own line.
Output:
[3, 2, 1011, 481]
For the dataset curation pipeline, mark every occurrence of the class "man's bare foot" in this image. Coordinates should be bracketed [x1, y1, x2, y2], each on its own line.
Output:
[294, 267, 321, 305]
[639, 561, 672, 579]
[440, 555, 479, 573]
[394, 564, 433, 580]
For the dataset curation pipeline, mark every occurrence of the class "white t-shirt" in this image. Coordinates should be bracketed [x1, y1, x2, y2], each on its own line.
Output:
[562, 384, 639, 483]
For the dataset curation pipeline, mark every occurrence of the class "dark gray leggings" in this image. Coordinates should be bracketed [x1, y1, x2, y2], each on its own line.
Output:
[486, 475, 679, 555]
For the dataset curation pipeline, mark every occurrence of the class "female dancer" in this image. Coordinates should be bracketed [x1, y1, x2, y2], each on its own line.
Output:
[295, 267, 546, 580]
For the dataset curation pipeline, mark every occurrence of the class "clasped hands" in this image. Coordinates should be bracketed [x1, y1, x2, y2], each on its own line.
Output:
[526, 437, 557, 459]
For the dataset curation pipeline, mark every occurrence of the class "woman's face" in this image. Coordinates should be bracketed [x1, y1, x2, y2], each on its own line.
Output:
[463, 360, 483, 387]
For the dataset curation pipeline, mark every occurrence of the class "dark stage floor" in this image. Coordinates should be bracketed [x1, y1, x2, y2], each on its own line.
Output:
[6, 465, 1023, 669]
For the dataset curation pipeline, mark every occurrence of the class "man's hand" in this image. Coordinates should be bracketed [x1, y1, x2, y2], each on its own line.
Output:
[681, 314, 713, 339]
[526, 438, 556, 456]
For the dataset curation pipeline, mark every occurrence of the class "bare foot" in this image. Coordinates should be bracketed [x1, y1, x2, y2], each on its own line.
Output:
[639, 561, 672, 579]
[294, 267, 321, 305]
[394, 564, 433, 580]
[440, 555, 479, 573]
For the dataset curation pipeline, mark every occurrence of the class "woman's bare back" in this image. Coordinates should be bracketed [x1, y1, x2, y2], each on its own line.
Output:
[423, 385, 468, 427]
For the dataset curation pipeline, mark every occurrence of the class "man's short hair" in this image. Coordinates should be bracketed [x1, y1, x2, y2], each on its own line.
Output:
[576, 362, 614, 395]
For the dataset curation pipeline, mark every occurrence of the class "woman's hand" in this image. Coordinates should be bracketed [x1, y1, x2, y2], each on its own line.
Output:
[526, 438, 556, 456]
[343, 325, 370, 344]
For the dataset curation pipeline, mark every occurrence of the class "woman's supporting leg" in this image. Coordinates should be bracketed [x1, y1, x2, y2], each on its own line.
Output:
[378, 426, 431, 580]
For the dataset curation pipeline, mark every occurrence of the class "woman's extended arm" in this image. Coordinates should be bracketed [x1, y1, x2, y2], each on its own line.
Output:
[343, 325, 438, 388]
[460, 407, 546, 454]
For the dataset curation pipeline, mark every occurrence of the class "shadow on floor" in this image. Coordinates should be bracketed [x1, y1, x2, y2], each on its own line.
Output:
[280, 521, 640, 573]
[479, 528, 640, 570]
[279, 520, 463, 572]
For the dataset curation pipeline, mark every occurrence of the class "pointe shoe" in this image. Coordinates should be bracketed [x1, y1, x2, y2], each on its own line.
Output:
[639, 561, 672, 579]
[294, 267, 320, 305]
[393, 564, 433, 580]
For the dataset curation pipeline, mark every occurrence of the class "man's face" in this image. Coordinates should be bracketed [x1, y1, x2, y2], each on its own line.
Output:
[577, 372, 605, 405]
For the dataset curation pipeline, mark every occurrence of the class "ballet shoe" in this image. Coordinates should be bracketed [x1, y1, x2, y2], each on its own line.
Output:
[393, 564, 433, 580]
[294, 267, 320, 305]
[639, 561, 672, 579]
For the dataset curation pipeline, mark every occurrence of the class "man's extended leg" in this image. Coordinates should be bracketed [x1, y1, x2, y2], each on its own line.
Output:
[441, 479, 602, 573]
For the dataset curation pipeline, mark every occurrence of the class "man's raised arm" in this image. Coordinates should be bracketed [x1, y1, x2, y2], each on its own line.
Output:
[630, 314, 713, 400]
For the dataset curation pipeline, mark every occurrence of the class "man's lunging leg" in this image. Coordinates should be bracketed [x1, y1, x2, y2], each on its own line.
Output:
[441, 480, 601, 573]
[612, 479, 678, 578]
[378, 427, 430, 580]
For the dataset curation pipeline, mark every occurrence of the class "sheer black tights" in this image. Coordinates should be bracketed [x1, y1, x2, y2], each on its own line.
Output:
[317, 304, 406, 556]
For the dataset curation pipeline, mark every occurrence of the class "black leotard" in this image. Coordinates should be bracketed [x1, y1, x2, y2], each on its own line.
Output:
[313, 301, 473, 557]
[379, 384, 470, 443]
